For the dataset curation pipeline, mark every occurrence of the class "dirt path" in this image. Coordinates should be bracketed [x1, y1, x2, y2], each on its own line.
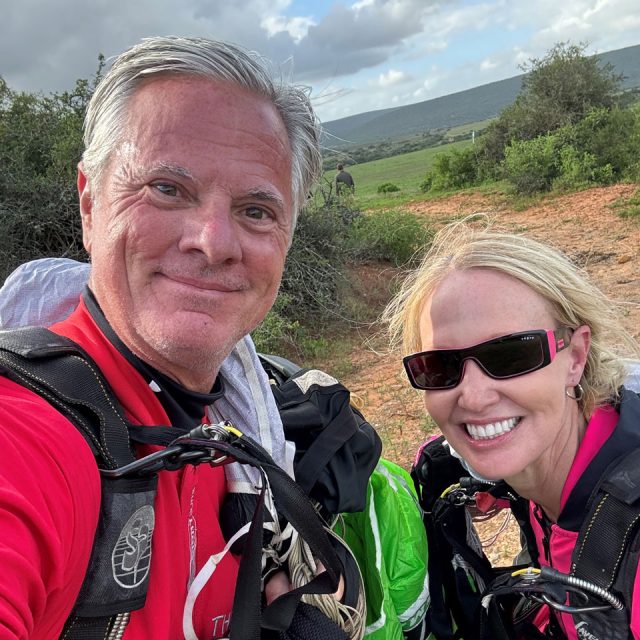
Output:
[338, 184, 640, 470]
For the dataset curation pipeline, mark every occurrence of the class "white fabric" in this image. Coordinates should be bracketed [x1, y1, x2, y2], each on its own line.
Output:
[183, 521, 252, 640]
[625, 360, 640, 393]
[0, 258, 294, 488]
[0, 258, 89, 327]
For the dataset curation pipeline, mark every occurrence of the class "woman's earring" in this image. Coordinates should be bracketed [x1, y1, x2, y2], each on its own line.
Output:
[566, 383, 584, 401]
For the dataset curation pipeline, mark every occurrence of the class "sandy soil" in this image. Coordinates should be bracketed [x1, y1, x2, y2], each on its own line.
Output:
[332, 184, 640, 564]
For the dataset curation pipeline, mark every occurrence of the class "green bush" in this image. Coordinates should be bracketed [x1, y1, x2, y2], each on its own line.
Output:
[503, 134, 560, 195]
[345, 209, 431, 266]
[0, 64, 103, 280]
[478, 42, 623, 173]
[552, 146, 600, 191]
[502, 106, 640, 195]
[377, 182, 400, 193]
[421, 147, 479, 192]
[557, 106, 640, 180]
[418, 174, 433, 193]
[252, 293, 301, 354]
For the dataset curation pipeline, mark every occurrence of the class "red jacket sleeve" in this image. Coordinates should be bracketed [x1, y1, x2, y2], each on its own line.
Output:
[0, 378, 101, 640]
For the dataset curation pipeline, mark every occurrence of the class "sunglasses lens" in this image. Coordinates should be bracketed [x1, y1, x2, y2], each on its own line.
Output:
[476, 334, 545, 378]
[405, 331, 549, 390]
[405, 351, 462, 390]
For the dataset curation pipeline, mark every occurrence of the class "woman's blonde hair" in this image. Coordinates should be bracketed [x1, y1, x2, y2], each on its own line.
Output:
[383, 219, 639, 418]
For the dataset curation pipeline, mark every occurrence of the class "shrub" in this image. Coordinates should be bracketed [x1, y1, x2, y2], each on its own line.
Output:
[503, 134, 559, 195]
[345, 209, 431, 266]
[422, 147, 479, 192]
[418, 174, 433, 193]
[552, 146, 599, 191]
[251, 293, 301, 354]
[279, 204, 349, 321]
[559, 107, 640, 180]
[377, 182, 400, 194]
[0, 64, 103, 280]
[477, 42, 624, 173]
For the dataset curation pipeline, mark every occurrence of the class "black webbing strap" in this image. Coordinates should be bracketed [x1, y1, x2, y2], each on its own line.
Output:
[0, 327, 137, 640]
[198, 437, 341, 639]
[0, 327, 135, 469]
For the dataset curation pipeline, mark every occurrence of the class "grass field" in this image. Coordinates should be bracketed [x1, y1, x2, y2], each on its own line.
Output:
[446, 118, 494, 137]
[324, 139, 473, 209]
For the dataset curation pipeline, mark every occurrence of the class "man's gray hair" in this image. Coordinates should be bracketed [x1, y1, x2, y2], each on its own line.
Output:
[82, 36, 322, 222]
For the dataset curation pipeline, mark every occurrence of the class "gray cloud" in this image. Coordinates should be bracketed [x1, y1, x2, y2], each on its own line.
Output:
[1, 0, 638, 122]
[289, 0, 447, 80]
[1, 0, 448, 92]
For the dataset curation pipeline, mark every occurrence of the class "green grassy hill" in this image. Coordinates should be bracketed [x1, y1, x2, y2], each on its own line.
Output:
[324, 139, 472, 208]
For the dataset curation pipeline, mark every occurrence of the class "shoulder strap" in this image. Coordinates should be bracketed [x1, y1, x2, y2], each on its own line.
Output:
[567, 391, 640, 639]
[0, 326, 135, 469]
[0, 327, 149, 640]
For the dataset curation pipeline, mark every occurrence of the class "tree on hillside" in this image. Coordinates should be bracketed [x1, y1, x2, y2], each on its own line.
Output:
[0, 56, 104, 280]
[478, 42, 624, 172]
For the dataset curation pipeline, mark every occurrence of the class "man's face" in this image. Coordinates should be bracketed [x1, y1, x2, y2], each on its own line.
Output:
[79, 76, 294, 391]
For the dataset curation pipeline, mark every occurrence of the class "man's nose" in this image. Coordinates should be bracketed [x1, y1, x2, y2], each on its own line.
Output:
[456, 359, 500, 411]
[178, 199, 243, 264]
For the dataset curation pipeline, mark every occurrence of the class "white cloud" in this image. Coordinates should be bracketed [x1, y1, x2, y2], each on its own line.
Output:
[480, 58, 498, 71]
[262, 15, 316, 43]
[377, 68, 410, 87]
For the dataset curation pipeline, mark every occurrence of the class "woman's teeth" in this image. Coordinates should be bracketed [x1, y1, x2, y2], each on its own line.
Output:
[465, 417, 520, 440]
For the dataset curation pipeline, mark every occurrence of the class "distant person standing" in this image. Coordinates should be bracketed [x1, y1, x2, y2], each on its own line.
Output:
[335, 163, 355, 195]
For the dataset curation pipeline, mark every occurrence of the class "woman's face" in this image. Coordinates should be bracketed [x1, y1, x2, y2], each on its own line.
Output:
[417, 268, 589, 485]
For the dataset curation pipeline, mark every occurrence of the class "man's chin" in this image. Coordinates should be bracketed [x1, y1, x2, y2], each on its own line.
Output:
[135, 317, 236, 372]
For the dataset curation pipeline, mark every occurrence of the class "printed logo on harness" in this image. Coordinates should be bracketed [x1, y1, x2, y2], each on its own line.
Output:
[575, 622, 600, 640]
[112, 505, 155, 588]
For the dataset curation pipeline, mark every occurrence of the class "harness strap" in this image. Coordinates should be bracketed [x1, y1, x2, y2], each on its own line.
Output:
[0, 327, 142, 640]
[0, 328, 351, 640]
[0, 327, 135, 469]
[197, 437, 342, 637]
[573, 493, 640, 589]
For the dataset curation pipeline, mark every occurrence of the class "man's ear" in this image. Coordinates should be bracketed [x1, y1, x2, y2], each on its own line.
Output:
[77, 162, 94, 254]
[566, 325, 591, 386]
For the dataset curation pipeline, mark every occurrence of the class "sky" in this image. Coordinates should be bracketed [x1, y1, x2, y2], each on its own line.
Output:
[2, 0, 639, 123]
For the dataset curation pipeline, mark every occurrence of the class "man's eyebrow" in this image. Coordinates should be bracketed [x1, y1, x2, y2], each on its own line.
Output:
[131, 162, 197, 182]
[245, 189, 286, 210]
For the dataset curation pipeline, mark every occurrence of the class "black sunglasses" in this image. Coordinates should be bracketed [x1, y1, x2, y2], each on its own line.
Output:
[403, 327, 573, 391]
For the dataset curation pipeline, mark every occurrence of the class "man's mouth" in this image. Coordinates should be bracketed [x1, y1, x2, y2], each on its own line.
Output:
[464, 417, 521, 441]
[162, 273, 240, 292]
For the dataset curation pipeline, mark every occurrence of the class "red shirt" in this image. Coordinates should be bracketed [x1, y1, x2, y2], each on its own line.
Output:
[0, 300, 239, 639]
